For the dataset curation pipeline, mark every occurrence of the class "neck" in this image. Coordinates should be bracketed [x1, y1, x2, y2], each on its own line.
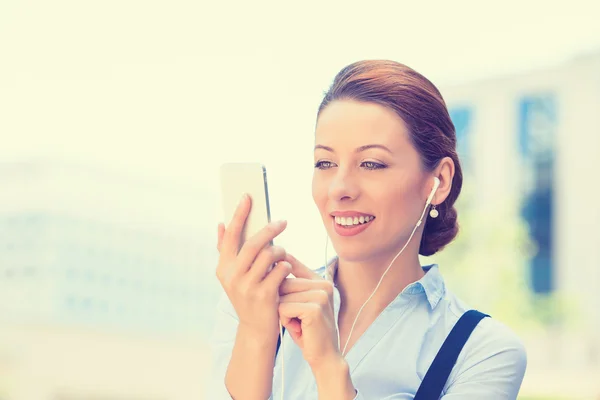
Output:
[334, 243, 425, 315]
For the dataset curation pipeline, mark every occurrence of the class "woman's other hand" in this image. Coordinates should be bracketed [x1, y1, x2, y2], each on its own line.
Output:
[279, 254, 356, 398]
[278, 254, 341, 369]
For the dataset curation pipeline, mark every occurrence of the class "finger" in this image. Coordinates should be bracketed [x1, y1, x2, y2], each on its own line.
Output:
[246, 246, 286, 282]
[236, 220, 287, 271]
[283, 318, 302, 338]
[279, 302, 321, 325]
[221, 194, 251, 256]
[262, 261, 292, 289]
[217, 223, 225, 252]
[278, 313, 302, 342]
[280, 290, 330, 306]
[279, 278, 334, 296]
[285, 253, 321, 280]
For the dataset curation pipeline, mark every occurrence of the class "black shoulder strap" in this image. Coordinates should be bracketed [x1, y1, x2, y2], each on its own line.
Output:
[414, 310, 489, 400]
[275, 327, 285, 360]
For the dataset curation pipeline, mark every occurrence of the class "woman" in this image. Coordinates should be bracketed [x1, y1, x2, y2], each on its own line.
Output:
[210, 60, 527, 399]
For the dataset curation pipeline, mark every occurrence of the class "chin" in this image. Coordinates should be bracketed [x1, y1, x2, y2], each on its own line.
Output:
[331, 232, 408, 266]
[331, 241, 377, 263]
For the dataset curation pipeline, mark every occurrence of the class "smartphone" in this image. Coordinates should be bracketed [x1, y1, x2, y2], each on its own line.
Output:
[220, 163, 272, 250]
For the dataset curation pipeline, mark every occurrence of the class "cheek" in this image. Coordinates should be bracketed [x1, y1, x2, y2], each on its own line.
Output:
[311, 174, 327, 212]
[380, 182, 424, 222]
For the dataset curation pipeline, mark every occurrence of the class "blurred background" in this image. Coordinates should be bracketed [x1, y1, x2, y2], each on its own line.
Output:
[1, 0, 599, 399]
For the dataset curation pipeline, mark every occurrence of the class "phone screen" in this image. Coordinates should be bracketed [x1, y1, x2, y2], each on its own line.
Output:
[219, 163, 272, 247]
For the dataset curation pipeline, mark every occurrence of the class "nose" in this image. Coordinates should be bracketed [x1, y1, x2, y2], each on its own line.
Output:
[328, 168, 360, 202]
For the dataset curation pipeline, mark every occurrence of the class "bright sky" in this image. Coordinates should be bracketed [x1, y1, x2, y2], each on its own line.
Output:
[1, 0, 599, 266]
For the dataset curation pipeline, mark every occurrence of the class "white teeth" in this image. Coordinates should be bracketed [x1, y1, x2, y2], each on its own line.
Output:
[334, 215, 374, 226]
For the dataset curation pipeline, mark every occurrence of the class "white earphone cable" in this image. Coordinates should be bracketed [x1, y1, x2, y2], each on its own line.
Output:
[279, 320, 284, 400]
[340, 198, 431, 356]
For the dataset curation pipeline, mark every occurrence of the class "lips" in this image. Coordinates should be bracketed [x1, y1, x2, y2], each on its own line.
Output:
[330, 211, 376, 237]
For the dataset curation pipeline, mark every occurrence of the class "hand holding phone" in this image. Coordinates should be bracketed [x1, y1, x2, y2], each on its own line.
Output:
[216, 163, 291, 339]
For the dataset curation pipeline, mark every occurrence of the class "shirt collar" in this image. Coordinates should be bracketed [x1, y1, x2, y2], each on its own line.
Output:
[401, 264, 445, 309]
[319, 257, 446, 310]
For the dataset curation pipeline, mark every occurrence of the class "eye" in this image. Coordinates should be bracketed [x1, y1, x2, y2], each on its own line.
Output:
[314, 160, 336, 170]
[362, 161, 386, 170]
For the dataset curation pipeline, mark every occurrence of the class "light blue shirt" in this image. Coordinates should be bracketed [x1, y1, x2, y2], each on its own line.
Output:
[209, 263, 527, 399]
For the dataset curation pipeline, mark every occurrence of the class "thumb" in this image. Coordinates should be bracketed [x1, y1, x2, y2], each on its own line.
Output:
[286, 253, 321, 280]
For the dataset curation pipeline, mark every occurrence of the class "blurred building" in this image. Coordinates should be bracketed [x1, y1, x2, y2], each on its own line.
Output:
[444, 49, 600, 304]
[0, 160, 219, 399]
[442, 50, 600, 397]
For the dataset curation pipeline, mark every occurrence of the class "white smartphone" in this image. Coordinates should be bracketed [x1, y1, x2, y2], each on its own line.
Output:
[220, 162, 272, 250]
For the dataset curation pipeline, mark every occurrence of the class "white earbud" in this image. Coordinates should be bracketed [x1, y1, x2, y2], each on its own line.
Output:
[426, 177, 441, 206]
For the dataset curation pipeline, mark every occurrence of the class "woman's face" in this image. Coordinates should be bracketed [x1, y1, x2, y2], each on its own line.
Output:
[312, 100, 432, 263]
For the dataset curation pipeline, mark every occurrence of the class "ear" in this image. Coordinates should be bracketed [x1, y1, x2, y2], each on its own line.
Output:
[429, 157, 455, 206]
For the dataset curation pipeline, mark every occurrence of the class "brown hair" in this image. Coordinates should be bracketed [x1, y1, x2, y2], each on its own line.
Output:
[316, 60, 462, 256]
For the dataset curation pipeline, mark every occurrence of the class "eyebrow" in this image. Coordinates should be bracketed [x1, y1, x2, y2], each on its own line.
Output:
[314, 144, 393, 154]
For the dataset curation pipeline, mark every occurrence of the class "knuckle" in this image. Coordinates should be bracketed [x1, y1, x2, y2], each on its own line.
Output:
[281, 261, 292, 272]
[317, 290, 329, 305]
[272, 261, 286, 275]
[243, 239, 261, 253]
[272, 246, 286, 260]
[254, 248, 268, 264]
[264, 246, 276, 259]
[266, 246, 284, 262]
[321, 280, 334, 295]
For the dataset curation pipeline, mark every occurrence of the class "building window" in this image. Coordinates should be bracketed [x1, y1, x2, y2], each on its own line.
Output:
[518, 93, 557, 294]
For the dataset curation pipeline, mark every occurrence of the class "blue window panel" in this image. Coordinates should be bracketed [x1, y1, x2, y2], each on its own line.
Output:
[449, 106, 473, 168]
[518, 94, 557, 294]
[518, 95, 557, 160]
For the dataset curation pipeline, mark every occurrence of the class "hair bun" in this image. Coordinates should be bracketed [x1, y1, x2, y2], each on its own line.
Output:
[419, 203, 459, 256]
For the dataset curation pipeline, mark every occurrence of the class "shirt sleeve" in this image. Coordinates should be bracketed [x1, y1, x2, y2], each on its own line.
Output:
[440, 318, 528, 399]
[206, 291, 238, 400]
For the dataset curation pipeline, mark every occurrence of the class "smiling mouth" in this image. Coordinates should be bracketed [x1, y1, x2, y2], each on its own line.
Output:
[333, 215, 375, 227]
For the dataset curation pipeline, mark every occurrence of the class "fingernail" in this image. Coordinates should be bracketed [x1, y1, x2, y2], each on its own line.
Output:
[275, 220, 287, 228]
[239, 193, 248, 204]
